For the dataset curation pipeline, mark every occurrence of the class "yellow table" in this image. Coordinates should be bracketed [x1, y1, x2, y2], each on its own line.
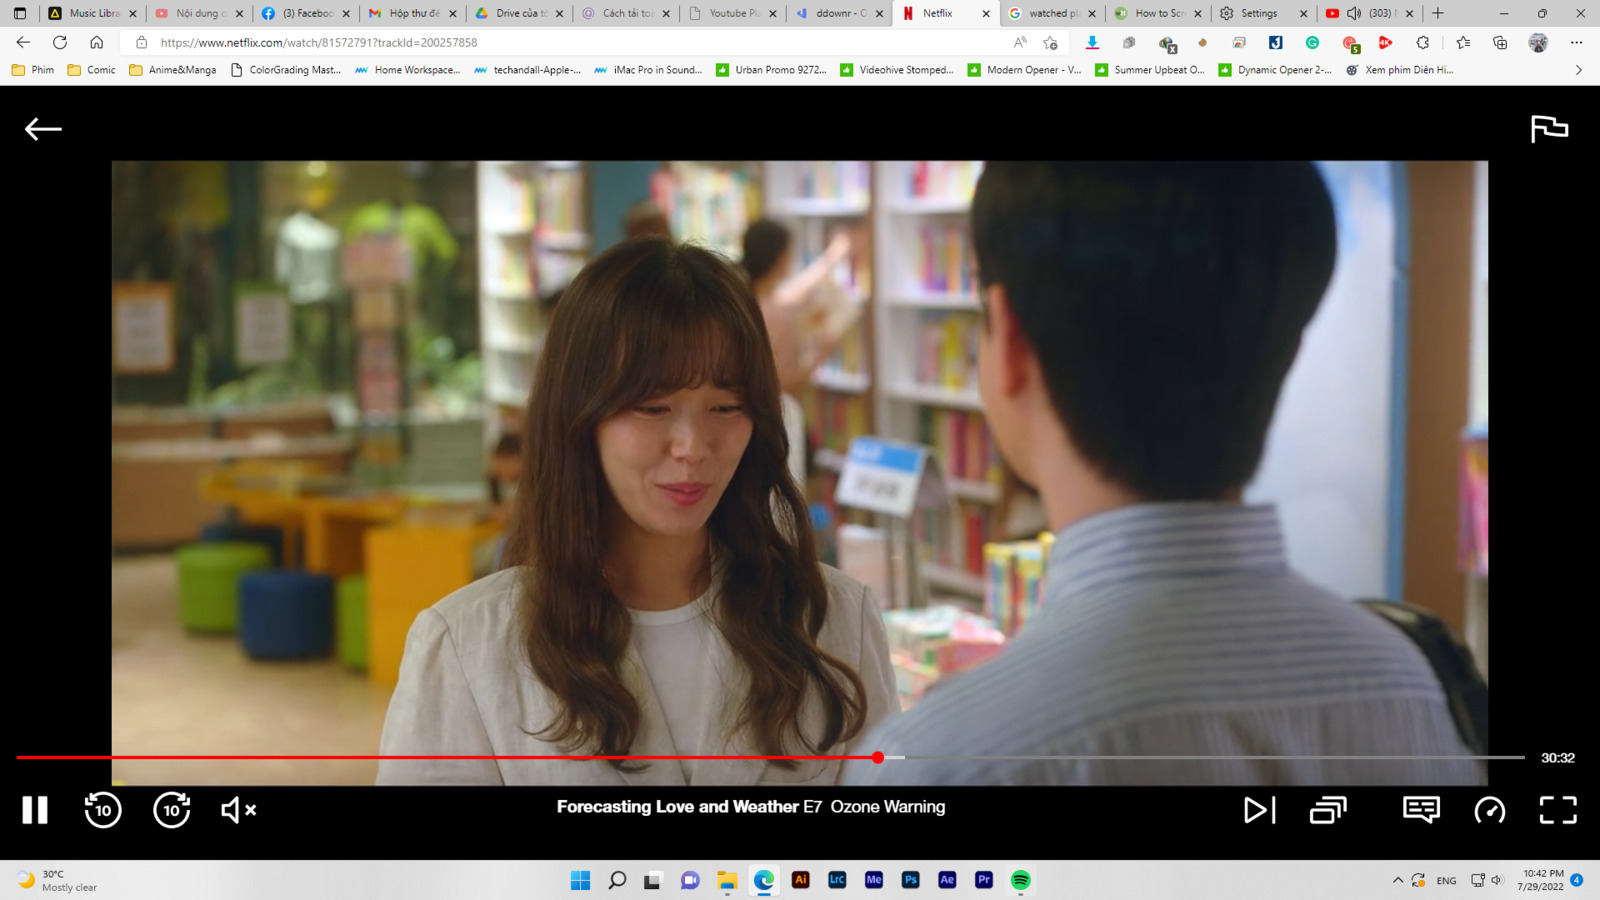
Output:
[299, 494, 409, 579]
[365, 519, 503, 688]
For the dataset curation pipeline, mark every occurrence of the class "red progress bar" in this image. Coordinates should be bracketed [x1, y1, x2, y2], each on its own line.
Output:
[20, 752, 889, 763]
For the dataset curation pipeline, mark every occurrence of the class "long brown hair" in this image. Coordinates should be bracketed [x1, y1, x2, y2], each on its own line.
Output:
[502, 237, 868, 770]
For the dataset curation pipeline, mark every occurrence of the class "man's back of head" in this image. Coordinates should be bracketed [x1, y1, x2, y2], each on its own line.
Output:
[970, 162, 1338, 501]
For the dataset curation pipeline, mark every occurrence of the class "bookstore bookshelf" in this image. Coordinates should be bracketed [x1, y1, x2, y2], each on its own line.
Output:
[476, 160, 590, 446]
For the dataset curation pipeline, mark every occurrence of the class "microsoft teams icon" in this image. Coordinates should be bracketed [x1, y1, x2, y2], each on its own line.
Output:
[1269, 34, 1283, 48]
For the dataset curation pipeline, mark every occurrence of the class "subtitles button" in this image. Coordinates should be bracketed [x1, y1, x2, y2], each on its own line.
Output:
[1403, 797, 1442, 823]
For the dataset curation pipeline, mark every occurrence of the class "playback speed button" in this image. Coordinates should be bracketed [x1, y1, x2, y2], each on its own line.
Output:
[1475, 796, 1506, 823]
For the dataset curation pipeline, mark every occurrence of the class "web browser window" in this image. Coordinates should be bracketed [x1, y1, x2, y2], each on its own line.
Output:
[5, 1, 1589, 894]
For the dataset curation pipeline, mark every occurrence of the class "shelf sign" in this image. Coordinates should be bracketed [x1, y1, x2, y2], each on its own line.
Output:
[111, 282, 175, 374]
[836, 435, 948, 519]
[235, 285, 291, 367]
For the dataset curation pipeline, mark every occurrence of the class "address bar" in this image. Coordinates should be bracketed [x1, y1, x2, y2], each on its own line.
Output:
[119, 28, 1069, 55]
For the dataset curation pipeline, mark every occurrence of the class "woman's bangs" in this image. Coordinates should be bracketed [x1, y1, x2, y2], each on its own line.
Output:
[612, 300, 753, 404]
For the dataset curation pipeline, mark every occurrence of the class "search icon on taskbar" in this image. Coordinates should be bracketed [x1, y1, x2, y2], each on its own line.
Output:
[609, 871, 627, 889]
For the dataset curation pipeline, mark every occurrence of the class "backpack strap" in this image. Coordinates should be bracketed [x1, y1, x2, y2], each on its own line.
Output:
[1359, 600, 1488, 760]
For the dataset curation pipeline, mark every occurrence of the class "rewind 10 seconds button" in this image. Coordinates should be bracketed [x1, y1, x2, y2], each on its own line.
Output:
[1475, 797, 1506, 824]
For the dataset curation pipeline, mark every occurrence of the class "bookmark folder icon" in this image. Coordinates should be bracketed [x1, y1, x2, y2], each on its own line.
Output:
[129, 63, 143, 75]
[11, 63, 24, 75]
[68, 63, 80, 75]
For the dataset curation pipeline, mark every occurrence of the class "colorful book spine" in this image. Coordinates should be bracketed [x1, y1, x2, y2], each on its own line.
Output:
[915, 312, 980, 390]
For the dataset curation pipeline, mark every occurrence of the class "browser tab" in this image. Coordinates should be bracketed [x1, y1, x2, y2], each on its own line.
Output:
[795, 2, 892, 25]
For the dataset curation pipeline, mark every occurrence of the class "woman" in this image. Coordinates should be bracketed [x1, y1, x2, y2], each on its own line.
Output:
[377, 237, 899, 785]
[741, 220, 861, 488]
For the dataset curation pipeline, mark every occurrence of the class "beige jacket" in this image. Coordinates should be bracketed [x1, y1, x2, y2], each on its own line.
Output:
[376, 564, 899, 785]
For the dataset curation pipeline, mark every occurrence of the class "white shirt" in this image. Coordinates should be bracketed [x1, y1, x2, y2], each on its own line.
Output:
[377, 563, 900, 785]
[628, 589, 716, 783]
[847, 503, 1482, 786]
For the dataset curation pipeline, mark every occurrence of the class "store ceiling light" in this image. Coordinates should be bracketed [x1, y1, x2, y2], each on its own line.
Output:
[307, 161, 328, 177]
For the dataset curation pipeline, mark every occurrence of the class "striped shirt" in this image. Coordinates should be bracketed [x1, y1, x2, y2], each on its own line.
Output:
[845, 503, 1483, 786]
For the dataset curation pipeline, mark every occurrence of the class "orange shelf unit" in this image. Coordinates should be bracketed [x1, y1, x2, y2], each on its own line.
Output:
[364, 521, 503, 689]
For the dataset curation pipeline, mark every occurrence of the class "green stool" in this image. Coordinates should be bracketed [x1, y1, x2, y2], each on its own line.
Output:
[336, 574, 368, 670]
[176, 542, 273, 633]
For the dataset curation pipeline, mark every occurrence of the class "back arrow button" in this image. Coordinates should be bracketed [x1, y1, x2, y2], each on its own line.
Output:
[25, 118, 64, 141]
[17, 35, 29, 47]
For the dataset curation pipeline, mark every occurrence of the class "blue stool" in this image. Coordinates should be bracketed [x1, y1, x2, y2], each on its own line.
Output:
[200, 523, 287, 568]
[238, 571, 335, 660]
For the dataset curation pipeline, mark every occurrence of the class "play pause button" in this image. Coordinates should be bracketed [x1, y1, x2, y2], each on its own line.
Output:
[1245, 796, 1276, 824]
[22, 796, 48, 824]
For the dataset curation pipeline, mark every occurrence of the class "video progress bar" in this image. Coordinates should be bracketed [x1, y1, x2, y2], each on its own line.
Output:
[889, 749, 1523, 755]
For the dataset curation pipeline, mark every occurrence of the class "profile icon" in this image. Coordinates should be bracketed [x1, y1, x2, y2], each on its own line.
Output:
[1529, 32, 1548, 51]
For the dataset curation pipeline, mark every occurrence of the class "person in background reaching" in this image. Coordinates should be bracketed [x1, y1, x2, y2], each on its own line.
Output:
[844, 162, 1482, 787]
[741, 219, 861, 490]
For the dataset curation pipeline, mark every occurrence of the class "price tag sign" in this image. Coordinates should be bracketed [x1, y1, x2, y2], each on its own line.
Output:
[836, 436, 947, 519]
[235, 286, 291, 367]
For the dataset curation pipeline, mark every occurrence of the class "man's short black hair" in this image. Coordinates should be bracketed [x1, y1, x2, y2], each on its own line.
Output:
[971, 162, 1339, 500]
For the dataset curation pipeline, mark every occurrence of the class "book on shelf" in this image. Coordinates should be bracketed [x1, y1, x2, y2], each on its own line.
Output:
[653, 165, 755, 257]
[915, 223, 974, 295]
[489, 171, 535, 232]
[794, 161, 871, 205]
[983, 532, 1055, 639]
[803, 390, 871, 459]
[917, 407, 1002, 487]
[908, 161, 984, 203]
[1459, 431, 1488, 577]
[915, 310, 980, 392]
[913, 499, 992, 581]
[815, 326, 868, 382]
[536, 167, 586, 236]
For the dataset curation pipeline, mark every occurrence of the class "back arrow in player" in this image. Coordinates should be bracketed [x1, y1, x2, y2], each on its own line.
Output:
[16, 34, 29, 47]
[25, 118, 64, 141]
